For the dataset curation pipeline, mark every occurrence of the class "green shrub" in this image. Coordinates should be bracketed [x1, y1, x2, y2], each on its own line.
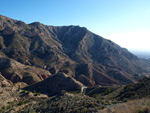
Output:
[22, 90, 26, 94]
[18, 101, 25, 105]
[138, 107, 150, 113]
[123, 98, 128, 102]
[27, 90, 30, 95]
[30, 109, 36, 113]
[33, 90, 36, 93]
[35, 92, 41, 96]
[92, 94, 99, 99]
[104, 88, 111, 95]
[1, 106, 6, 110]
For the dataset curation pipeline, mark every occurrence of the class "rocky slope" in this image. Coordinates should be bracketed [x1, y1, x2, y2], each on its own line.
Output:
[0, 15, 149, 87]
[0, 73, 27, 107]
[24, 72, 83, 96]
[1, 76, 150, 113]
[0, 57, 51, 85]
[118, 77, 150, 100]
[0, 73, 12, 87]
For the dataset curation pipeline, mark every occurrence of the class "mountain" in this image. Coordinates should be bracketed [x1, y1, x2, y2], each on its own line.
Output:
[24, 72, 83, 96]
[1, 14, 150, 113]
[0, 15, 149, 87]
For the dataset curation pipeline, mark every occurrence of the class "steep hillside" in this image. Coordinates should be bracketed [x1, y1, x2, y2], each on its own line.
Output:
[118, 77, 150, 100]
[0, 73, 12, 87]
[0, 15, 149, 86]
[0, 57, 51, 85]
[24, 72, 83, 96]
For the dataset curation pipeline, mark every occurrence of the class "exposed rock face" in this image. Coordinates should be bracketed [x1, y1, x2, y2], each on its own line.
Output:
[0, 73, 12, 87]
[0, 74, 27, 108]
[2, 27, 14, 35]
[0, 57, 51, 85]
[0, 15, 149, 86]
[10, 73, 22, 83]
[14, 82, 28, 89]
[24, 73, 83, 96]
[23, 31, 38, 37]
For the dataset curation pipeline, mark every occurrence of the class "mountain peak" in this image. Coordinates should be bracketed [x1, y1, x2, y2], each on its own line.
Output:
[29, 22, 42, 25]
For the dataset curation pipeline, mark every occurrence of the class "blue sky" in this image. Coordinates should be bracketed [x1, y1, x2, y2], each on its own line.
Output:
[0, 0, 150, 52]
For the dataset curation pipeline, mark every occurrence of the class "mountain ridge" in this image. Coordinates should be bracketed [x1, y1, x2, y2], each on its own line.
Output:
[0, 15, 149, 87]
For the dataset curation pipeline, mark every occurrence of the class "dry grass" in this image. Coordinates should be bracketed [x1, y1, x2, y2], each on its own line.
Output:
[98, 98, 150, 113]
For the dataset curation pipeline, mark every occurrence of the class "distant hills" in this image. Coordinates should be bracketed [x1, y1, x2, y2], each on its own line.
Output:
[0, 15, 150, 88]
[130, 50, 150, 59]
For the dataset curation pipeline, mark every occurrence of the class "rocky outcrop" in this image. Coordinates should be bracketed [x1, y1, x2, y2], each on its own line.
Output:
[0, 57, 51, 85]
[24, 72, 84, 96]
[14, 82, 28, 89]
[2, 27, 14, 35]
[0, 73, 12, 87]
[23, 31, 38, 37]
[75, 74, 94, 87]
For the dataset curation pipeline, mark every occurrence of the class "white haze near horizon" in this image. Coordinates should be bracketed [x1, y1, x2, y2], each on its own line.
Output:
[103, 30, 150, 52]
